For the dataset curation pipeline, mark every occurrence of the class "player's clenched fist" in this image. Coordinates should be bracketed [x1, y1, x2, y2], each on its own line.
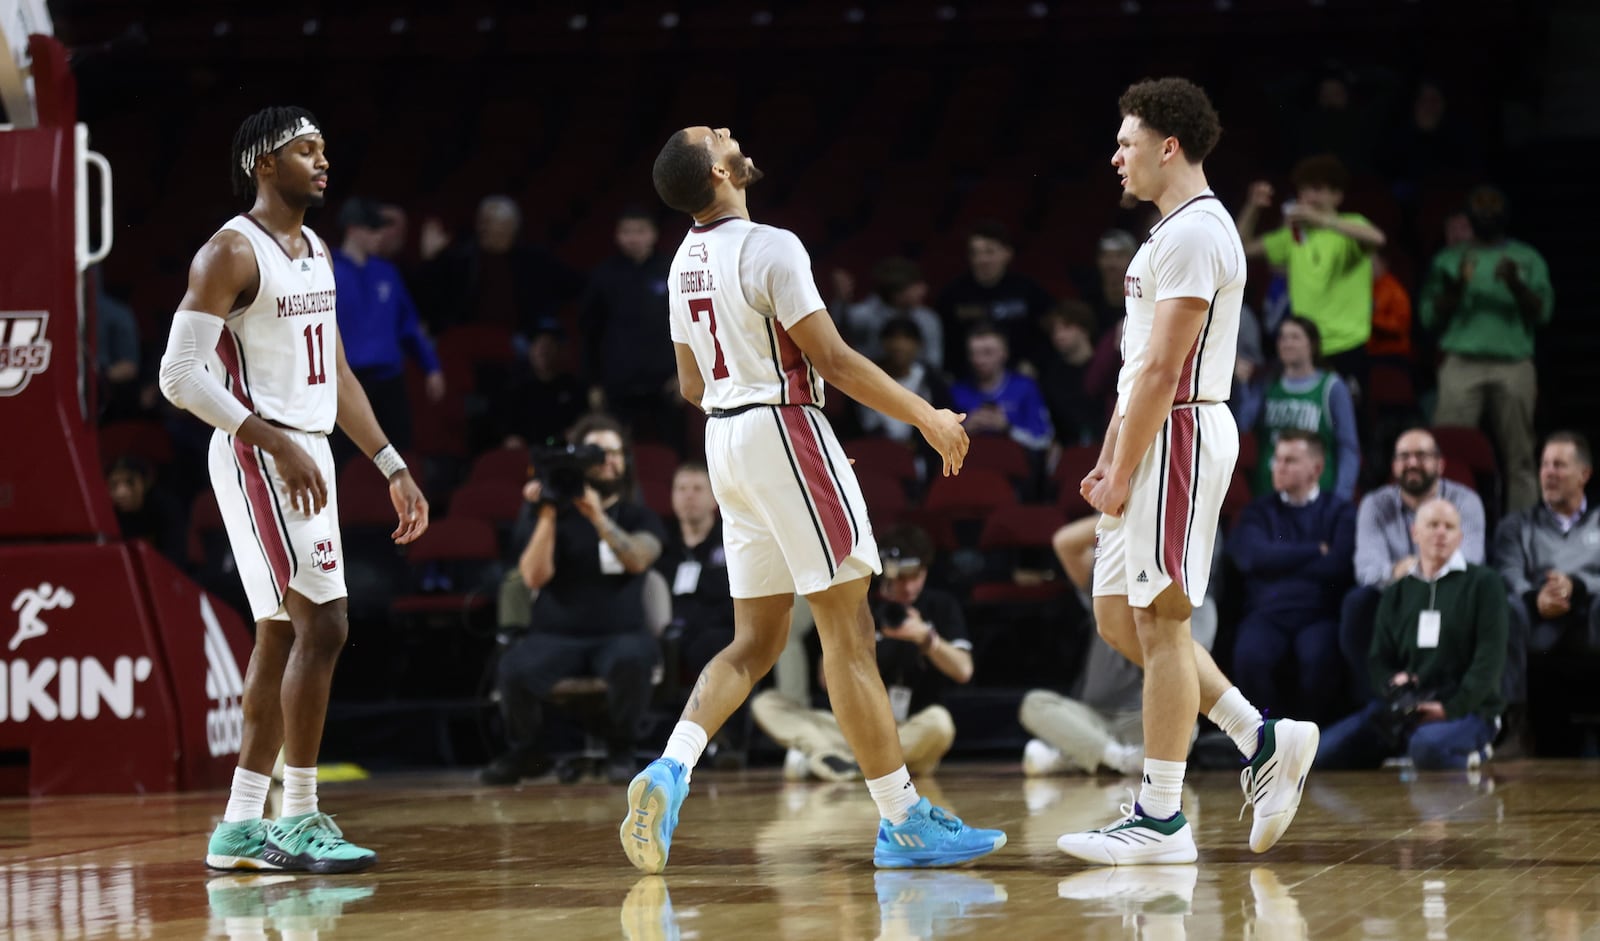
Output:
[919, 409, 970, 477]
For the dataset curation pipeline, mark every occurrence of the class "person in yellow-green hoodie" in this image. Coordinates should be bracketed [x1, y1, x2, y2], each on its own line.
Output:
[1238, 155, 1387, 390]
[1421, 185, 1554, 514]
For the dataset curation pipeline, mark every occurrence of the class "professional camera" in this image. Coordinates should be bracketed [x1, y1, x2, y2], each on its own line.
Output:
[879, 601, 910, 629]
[530, 442, 607, 503]
[1377, 679, 1433, 746]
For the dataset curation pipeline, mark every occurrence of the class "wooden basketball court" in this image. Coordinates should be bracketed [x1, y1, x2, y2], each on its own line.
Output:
[2, 760, 1596, 939]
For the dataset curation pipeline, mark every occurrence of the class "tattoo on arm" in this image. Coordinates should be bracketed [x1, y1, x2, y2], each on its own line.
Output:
[596, 514, 662, 570]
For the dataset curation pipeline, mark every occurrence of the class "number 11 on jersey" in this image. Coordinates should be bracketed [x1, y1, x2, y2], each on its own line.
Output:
[302, 323, 327, 385]
[688, 298, 729, 380]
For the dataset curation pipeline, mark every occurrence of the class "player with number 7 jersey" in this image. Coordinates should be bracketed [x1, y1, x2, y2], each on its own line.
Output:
[621, 126, 1004, 876]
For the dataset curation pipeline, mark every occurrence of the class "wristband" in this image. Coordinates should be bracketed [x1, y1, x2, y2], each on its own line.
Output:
[920, 628, 939, 654]
[373, 444, 407, 479]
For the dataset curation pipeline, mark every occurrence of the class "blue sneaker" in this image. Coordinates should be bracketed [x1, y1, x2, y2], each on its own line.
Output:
[873, 797, 1007, 869]
[620, 758, 689, 874]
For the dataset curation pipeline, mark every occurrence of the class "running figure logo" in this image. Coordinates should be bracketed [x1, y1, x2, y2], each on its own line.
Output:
[8, 582, 76, 651]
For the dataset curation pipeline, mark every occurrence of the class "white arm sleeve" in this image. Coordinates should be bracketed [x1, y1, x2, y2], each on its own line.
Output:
[158, 310, 253, 434]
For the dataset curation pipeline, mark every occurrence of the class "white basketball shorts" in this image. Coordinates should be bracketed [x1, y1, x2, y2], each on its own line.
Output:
[208, 427, 347, 622]
[705, 404, 880, 598]
[1093, 402, 1237, 610]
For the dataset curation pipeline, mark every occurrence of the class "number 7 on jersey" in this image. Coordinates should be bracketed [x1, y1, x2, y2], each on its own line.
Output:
[688, 298, 730, 380]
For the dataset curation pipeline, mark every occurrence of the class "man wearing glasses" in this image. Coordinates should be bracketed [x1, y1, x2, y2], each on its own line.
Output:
[1341, 428, 1487, 702]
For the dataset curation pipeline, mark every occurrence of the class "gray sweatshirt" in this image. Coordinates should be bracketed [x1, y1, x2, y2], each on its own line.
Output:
[1354, 479, 1487, 587]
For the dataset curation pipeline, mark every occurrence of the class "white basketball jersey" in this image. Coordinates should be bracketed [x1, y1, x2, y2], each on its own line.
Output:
[667, 217, 828, 412]
[215, 215, 339, 433]
[1117, 191, 1246, 412]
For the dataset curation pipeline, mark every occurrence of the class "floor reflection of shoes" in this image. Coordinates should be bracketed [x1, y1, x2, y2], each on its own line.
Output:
[266, 880, 379, 934]
[1245, 868, 1307, 941]
[1056, 864, 1199, 917]
[620, 875, 680, 941]
[206, 873, 298, 925]
[875, 870, 1008, 940]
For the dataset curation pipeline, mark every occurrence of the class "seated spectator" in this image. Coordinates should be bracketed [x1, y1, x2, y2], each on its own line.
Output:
[1020, 515, 1221, 777]
[482, 415, 667, 786]
[857, 318, 951, 449]
[1316, 498, 1505, 770]
[1341, 428, 1487, 702]
[1253, 315, 1360, 501]
[105, 455, 185, 568]
[935, 221, 1053, 372]
[1229, 431, 1356, 722]
[93, 267, 143, 422]
[492, 320, 588, 449]
[837, 257, 945, 371]
[1494, 431, 1600, 754]
[1083, 316, 1124, 428]
[1421, 185, 1554, 513]
[655, 463, 733, 683]
[1237, 155, 1386, 385]
[751, 525, 970, 780]
[1230, 301, 1267, 432]
[949, 322, 1053, 456]
[1035, 301, 1100, 449]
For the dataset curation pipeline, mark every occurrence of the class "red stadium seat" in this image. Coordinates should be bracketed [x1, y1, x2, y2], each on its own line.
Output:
[466, 446, 533, 489]
[842, 436, 918, 484]
[964, 436, 1033, 485]
[1052, 445, 1100, 521]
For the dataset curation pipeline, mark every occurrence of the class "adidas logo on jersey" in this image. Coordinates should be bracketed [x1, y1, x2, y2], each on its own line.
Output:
[201, 595, 245, 758]
[300, 260, 311, 272]
[1136, 571, 1149, 583]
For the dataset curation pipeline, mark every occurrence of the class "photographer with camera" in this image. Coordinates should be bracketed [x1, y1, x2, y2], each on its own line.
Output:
[481, 414, 668, 786]
[1315, 499, 1506, 771]
[751, 525, 971, 780]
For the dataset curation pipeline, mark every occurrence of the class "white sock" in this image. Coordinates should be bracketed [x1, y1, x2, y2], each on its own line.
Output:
[661, 721, 709, 781]
[223, 767, 271, 823]
[1208, 687, 1265, 759]
[866, 765, 921, 826]
[281, 766, 318, 818]
[1137, 757, 1185, 820]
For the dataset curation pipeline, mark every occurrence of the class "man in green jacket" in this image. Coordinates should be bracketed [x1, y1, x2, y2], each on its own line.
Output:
[1315, 498, 1506, 770]
[1420, 186, 1554, 513]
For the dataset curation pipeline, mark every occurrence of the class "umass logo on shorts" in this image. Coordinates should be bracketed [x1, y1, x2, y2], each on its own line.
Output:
[311, 539, 338, 572]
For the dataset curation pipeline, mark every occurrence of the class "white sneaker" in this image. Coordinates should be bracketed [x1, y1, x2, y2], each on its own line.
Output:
[1022, 739, 1074, 776]
[1105, 743, 1146, 777]
[1057, 797, 1198, 866]
[1239, 718, 1320, 853]
[1057, 863, 1199, 915]
[1246, 867, 1307, 941]
[782, 747, 810, 781]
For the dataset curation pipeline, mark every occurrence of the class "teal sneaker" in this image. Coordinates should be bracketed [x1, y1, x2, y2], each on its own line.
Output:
[620, 758, 689, 874]
[1056, 800, 1197, 866]
[262, 812, 378, 874]
[873, 797, 1007, 869]
[1241, 718, 1319, 853]
[206, 818, 280, 871]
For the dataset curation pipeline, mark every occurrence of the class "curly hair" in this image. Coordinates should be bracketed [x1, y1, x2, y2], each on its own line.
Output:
[1118, 78, 1222, 163]
[652, 130, 717, 215]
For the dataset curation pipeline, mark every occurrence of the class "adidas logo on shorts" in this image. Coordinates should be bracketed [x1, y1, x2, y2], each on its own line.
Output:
[1136, 571, 1149, 583]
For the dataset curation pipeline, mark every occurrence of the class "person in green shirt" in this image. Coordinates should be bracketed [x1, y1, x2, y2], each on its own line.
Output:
[1314, 498, 1505, 770]
[1420, 185, 1554, 513]
[1238, 154, 1387, 385]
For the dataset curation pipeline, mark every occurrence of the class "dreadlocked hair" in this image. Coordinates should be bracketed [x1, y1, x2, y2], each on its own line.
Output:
[230, 105, 321, 198]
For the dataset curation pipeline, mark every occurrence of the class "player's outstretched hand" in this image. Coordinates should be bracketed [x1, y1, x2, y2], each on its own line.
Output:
[270, 439, 327, 516]
[920, 409, 969, 477]
[389, 471, 430, 544]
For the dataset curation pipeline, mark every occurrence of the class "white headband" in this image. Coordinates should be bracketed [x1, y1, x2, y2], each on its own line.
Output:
[239, 117, 321, 173]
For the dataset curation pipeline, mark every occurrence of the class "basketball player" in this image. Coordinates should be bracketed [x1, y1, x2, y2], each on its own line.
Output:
[1055, 79, 1320, 865]
[619, 127, 1006, 872]
[158, 106, 429, 873]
